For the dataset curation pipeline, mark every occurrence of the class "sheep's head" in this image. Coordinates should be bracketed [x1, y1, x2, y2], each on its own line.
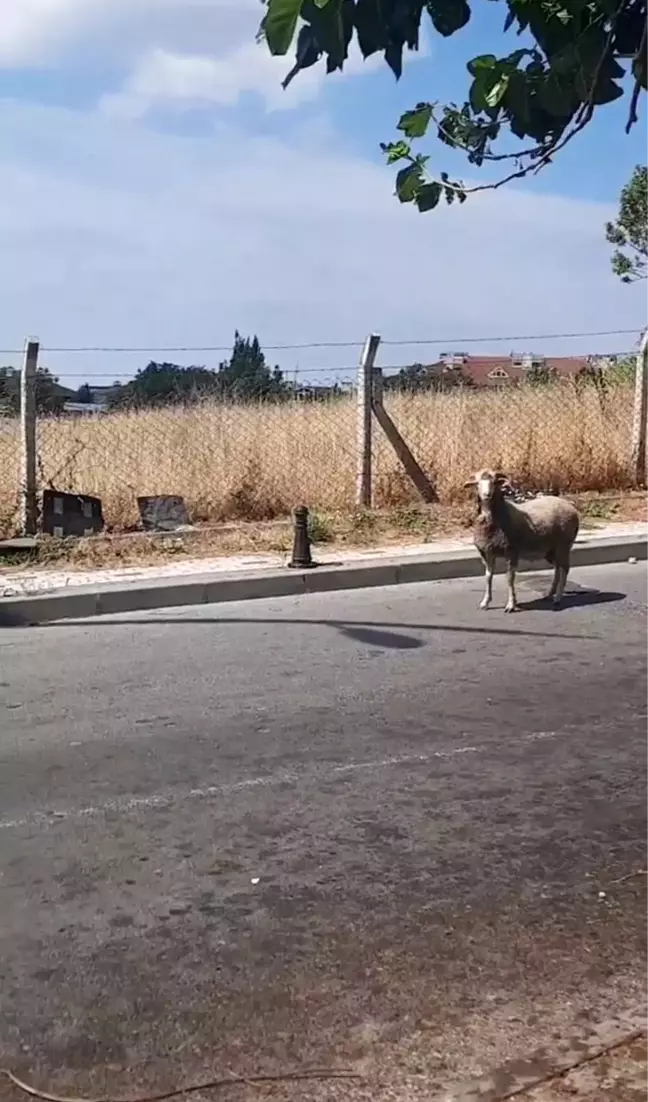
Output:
[463, 468, 512, 507]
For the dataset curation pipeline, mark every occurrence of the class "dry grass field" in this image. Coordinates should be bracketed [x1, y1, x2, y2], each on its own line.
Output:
[0, 380, 637, 536]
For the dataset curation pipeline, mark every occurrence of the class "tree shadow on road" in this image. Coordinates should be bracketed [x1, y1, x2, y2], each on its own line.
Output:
[335, 623, 424, 649]
[23, 615, 599, 648]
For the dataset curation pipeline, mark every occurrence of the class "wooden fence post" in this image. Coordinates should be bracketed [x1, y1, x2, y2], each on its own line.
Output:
[371, 367, 439, 503]
[631, 328, 648, 486]
[20, 338, 39, 536]
[356, 333, 380, 508]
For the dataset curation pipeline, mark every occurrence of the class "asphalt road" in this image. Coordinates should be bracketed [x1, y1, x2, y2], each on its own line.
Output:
[0, 562, 646, 1101]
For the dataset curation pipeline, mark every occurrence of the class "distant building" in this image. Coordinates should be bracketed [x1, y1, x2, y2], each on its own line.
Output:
[62, 384, 117, 416]
[61, 401, 107, 416]
[429, 352, 595, 387]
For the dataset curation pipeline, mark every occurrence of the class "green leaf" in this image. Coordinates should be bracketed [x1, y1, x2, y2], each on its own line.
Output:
[355, 0, 387, 58]
[385, 40, 404, 78]
[415, 182, 442, 211]
[263, 0, 303, 54]
[300, 0, 351, 68]
[381, 139, 411, 163]
[398, 103, 434, 138]
[469, 76, 488, 112]
[425, 0, 470, 37]
[395, 162, 424, 202]
[484, 73, 509, 106]
[614, 3, 647, 57]
[633, 48, 647, 92]
[538, 71, 575, 116]
[467, 53, 497, 76]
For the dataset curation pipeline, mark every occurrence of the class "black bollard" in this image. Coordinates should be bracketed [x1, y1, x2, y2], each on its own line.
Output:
[288, 505, 317, 569]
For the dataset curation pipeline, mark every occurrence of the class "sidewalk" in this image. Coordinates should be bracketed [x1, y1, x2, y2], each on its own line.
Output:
[1, 521, 645, 601]
[0, 520, 645, 625]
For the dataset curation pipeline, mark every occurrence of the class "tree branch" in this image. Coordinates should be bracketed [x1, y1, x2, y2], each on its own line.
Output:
[413, 2, 624, 200]
[435, 114, 549, 165]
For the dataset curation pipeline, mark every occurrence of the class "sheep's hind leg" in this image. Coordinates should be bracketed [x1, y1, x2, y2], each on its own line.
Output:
[545, 550, 559, 600]
[552, 556, 570, 606]
[504, 558, 518, 613]
[546, 564, 560, 601]
[479, 553, 495, 610]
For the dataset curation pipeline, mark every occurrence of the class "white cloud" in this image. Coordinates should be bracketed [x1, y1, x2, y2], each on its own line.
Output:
[100, 41, 384, 118]
[0, 0, 260, 67]
[0, 0, 93, 65]
[0, 99, 642, 386]
[0, 0, 425, 115]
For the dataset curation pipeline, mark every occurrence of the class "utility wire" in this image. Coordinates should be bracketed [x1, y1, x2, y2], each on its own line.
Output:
[38, 350, 638, 381]
[0, 327, 641, 356]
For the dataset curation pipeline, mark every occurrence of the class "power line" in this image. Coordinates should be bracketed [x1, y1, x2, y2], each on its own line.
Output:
[44, 367, 357, 379]
[41, 349, 638, 381]
[0, 341, 364, 355]
[0, 327, 642, 356]
[382, 327, 643, 347]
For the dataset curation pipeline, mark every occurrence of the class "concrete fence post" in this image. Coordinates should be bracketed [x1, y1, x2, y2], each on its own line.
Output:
[20, 338, 39, 536]
[355, 333, 380, 508]
[631, 328, 648, 486]
[371, 366, 438, 503]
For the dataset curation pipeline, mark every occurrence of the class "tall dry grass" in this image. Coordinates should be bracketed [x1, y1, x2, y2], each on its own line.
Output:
[0, 381, 636, 534]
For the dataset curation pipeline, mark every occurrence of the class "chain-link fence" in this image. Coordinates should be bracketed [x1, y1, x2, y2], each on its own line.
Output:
[373, 374, 638, 506]
[35, 384, 359, 531]
[0, 416, 21, 536]
[0, 332, 645, 539]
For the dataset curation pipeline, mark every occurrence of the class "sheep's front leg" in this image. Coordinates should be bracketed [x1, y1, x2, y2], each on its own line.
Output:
[504, 557, 518, 613]
[479, 552, 495, 610]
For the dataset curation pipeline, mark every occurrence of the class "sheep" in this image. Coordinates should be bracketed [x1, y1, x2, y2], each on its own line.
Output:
[463, 469, 580, 613]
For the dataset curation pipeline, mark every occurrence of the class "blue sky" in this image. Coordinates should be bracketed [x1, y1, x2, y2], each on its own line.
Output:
[0, 0, 644, 386]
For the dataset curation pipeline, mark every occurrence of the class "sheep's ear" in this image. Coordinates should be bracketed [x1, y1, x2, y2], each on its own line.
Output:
[463, 478, 477, 489]
[494, 471, 509, 482]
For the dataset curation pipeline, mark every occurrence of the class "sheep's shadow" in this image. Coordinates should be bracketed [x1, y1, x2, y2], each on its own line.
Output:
[518, 586, 626, 611]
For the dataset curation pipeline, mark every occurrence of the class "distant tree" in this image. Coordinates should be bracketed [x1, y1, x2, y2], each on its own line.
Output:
[0, 365, 66, 414]
[0, 367, 14, 413]
[577, 354, 637, 391]
[217, 332, 287, 400]
[606, 165, 647, 283]
[107, 362, 220, 409]
[526, 363, 557, 386]
[75, 383, 94, 403]
[383, 361, 474, 393]
[105, 381, 125, 406]
[106, 335, 288, 410]
[36, 368, 67, 413]
[606, 354, 638, 384]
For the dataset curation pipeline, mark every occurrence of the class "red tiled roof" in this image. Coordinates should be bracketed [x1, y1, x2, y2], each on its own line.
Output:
[431, 355, 589, 387]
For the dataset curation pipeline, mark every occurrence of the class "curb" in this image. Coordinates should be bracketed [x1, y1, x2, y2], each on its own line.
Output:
[0, 535, 645, 627]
